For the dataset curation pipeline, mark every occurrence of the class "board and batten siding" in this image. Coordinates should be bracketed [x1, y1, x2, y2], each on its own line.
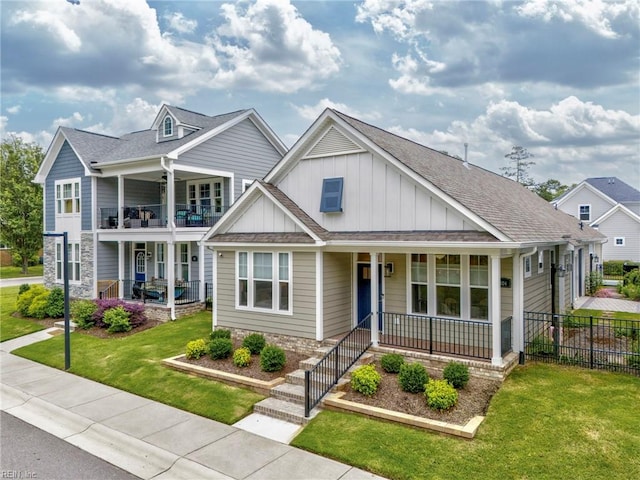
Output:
[323, 252, 352, 338]
[216, 250, 317, 338]
[178, 118, 282, 203]
[276, 151, 478, 232]
[227, 195, 304, 233]
[45, 141, 90, 232]
[558, 187, 614, 222]
[599, 210, 640, 262]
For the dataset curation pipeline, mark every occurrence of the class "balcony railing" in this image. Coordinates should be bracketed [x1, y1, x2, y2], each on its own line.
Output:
[99, 204, 228, 229]
[121, 279, 201, 305]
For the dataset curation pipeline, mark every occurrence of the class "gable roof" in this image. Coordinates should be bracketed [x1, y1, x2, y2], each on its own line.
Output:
[585, 177, 640, 203]
[592, 202, 640, 226]
[35, 106, 287, 183]
[329, 110, 602, 245]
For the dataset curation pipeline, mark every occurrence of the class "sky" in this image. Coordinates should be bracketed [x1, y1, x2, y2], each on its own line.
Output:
[1, 0, 639, 187]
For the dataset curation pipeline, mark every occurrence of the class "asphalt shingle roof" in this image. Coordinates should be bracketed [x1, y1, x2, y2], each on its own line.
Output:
[59, 108, 248, 165]
[331, 110, 604, 245]
[585, 177, 640, 203]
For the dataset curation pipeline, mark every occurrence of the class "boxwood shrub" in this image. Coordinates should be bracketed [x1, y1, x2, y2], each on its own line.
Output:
[398, 362, 429, 393]
[233, 347, 252, 367]
[209, 338, 233, 360]
[103, 306, 132, 333]
[242, 333, 266, 354]
[71, 299, 98, 329]
[350, 364, 382, 396]
[45, 287, 65, 318]
[210, 329, 232, 340]
[380, 353, 405, 373]
[260, 345, 286, 372]
[443, 361, 470, 389]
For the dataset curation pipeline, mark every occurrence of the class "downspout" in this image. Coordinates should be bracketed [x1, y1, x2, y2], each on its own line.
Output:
[517, 247, 537, 364]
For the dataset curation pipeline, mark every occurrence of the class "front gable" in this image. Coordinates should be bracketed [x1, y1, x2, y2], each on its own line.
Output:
[554, 182, 617, 221]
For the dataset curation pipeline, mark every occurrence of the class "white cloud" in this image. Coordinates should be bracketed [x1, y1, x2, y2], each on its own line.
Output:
[164, 11, 197, 34]
[12, 6, 82, 51]
[210, 0, 342, 92]
[517, 0, 639, 39]
[0, 116, 53, 147]
[6, 105, 21, 115]
[292, 98, 381, 122]
[51, 112, 84, 128]
[108, 97, 161, 135]
[356, 0, 433, 40]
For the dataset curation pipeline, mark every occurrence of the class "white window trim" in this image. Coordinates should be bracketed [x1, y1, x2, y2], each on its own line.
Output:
[524, 255, 532, 278]
[242, 179, 253, 193]
[614, 237, 625, 246]
[55, 240, 81, 284]
[55, 178, 81, 216]
[187, 179, 223, 213]
[175, 243, 190, 281]
[409, 254, 428, 315]
[235, 251, 292, 315]
[579, 204, 591, 222]
[163, 115, 173, 137]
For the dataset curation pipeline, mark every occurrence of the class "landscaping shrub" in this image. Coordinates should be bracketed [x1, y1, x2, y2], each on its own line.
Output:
[242, 333, 266, 354]
[209, 338, 233, 360]
[398, 362, 429, 393]
[585, 271, 603, 296]
[350, 364, 381, 396]
[425, 379, 458, 411]
[16, 284, 47, 316]
[210, 329, 232, 340]
[443, 361, 470, 389]
[18, 283, 31, 295]
[233, 347, 252, 367]
[185, 339, 208, 360]
[28, 290, 50, 319]
[103, 306, 132, 333]
[45, 287, 65, 318]
[71, 299, 98, 329]
[380, 353, 405, 373]
[620, 269, 640, 301]
[527, 334, 554, 355]
[260, 345, 286, 372]
[92, 299, 147, 329]
[626, 348, 640, 369]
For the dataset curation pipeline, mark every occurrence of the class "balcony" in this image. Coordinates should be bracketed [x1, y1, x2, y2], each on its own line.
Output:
[99, 204, 227, 229]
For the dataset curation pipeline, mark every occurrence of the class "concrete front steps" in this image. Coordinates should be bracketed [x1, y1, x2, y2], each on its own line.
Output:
[252, 347, 374, 425]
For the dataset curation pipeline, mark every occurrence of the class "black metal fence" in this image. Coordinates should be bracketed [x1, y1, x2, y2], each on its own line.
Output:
[524, 311, 640, 375]
[304, 315, 372, 417]
[379, 312, 495, 360]
[205, 283, 213, 310]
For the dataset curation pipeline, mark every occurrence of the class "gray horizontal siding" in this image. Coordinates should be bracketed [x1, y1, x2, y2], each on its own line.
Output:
[323, 252, 352, 338]
[216, 250, 317, 338]
[179, 119, 282, 203]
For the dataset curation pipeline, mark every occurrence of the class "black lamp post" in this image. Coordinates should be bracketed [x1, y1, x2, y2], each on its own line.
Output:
[43, 232, 71, 370]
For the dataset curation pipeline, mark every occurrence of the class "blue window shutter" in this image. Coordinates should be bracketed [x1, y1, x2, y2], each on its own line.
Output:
[320, 177, 344, 213]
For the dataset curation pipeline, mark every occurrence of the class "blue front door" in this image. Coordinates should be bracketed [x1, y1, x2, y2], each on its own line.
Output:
[357, 263, 383, 329]
[135, 249, 146, 283]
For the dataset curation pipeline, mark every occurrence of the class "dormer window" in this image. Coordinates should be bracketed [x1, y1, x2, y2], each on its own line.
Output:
[163, 116, 173, 137]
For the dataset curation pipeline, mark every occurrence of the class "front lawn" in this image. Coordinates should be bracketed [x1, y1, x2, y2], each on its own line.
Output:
[0, 265, 43, 279]
[293, 364, 640, 480]
[0, 286, 45, 341]
[10, 311, 263, 424]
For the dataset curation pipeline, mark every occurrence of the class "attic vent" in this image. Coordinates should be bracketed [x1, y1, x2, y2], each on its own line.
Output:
[306, 126, 363, 158]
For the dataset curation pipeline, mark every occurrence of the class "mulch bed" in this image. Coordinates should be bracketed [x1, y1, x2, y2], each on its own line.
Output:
[340, 361, 501, 426]
[177, 342, 309, 381]
[20, 314, 163, 339]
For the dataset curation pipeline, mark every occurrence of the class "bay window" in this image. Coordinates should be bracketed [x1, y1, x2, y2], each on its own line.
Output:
[237, 251, 291, 313]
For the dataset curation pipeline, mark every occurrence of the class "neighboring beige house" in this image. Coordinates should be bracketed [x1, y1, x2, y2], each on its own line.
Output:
[553, 177, 640, 263]
[202, 109, 605, 367]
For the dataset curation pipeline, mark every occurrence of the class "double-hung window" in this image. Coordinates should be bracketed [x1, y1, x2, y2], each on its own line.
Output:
[436, 254, 460, 317]
[55, 179, 80, 215]
[410, 254, 428, 314]
[579, 204, 590, 221]
[469, 255, 488, 320]
[237, 251, 291, 313]
[163, 116, 173, 136]
[56, 241, 80, 282]
[155, 243, 165, 279]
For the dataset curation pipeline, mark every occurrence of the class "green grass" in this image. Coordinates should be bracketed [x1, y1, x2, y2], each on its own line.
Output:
[0, 265, 43, 279]
[10, 311, 263, 424]
[0, 286, 45, 341]
[293, 364, 640, 480]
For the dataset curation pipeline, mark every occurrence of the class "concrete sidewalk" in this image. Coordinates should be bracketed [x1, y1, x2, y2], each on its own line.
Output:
[574, 295, 640, 313]
[1, 330, 385, 480]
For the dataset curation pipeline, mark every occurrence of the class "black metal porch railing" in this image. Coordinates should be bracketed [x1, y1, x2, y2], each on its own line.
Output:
[379, 312, 493, 360]
[175, 204, 227, 228]
[123, 279, 200, 305]
[501, 316, 513, 356]
[524, 311, 640, 375]
[304, 315, 372, 417]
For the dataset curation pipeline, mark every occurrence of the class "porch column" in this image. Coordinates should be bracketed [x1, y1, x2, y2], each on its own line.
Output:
[490, 254, 502, 366]
[166, 170, 175, 228]
[198, 242, 205, 303]
[117, 175, 124, 228]
[167, 240, 176, 320]
[315, 251, 323, 341]
[118, 240, 124, 300]
[512, 252, 523, 358]
[370, 251, 379, 347]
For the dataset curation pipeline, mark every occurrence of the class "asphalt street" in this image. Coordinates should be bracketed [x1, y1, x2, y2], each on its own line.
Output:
[0, 411, 140, 480]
